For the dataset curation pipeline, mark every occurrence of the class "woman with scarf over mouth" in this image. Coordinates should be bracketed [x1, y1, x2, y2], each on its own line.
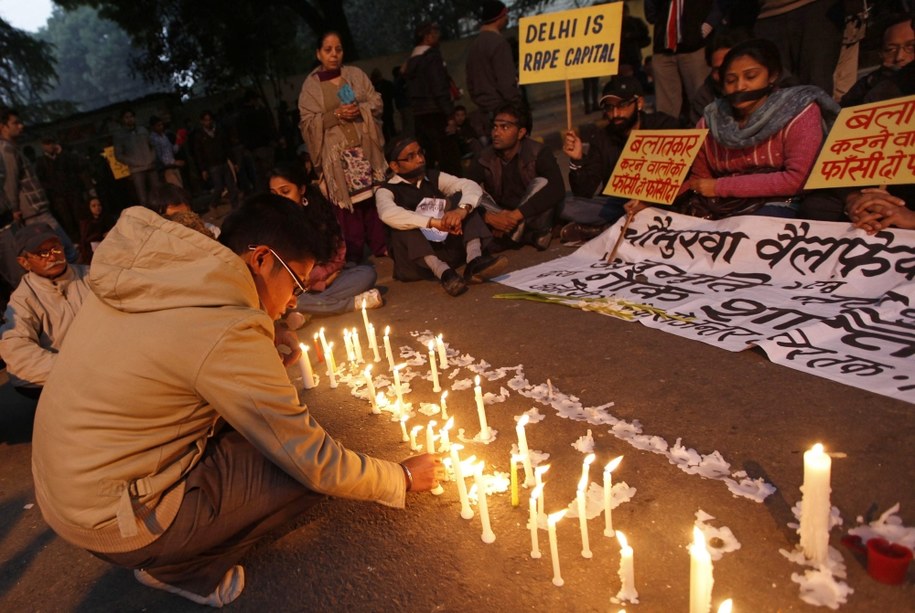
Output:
[626, 38, 840, 221]
[298, 32, 389, 261]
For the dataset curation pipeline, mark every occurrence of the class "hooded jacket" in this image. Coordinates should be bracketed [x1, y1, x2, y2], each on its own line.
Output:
[32, 207, 405, 554]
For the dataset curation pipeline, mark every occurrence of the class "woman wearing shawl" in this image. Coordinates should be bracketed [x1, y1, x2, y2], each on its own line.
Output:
[627, 38, 840, 220]
[298, 32, 389, 261]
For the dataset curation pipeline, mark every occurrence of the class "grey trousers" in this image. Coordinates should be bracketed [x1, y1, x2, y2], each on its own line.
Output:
[95, 429, 323, 597]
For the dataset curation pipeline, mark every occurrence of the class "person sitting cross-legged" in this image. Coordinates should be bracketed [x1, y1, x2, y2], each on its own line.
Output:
[376, 136, 507, 297]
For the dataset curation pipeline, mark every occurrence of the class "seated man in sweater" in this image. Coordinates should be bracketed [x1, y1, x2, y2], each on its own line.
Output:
[31, 198, 441, 608]
[467, 104, 565, 251]
[0, 223, 90, 398]
[376, 136, 507, 297]
[561, 76, 681, 246]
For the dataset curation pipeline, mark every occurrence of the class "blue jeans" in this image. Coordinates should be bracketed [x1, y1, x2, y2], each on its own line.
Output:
[560, 194, 628, 226]
[294, 264, 376, 316]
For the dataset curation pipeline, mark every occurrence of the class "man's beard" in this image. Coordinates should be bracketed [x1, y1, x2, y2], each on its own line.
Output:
[608, 111, 639, 136]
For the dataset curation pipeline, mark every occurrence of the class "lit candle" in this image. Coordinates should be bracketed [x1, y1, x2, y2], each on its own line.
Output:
[548, 510, 568, 587]
[297, 343, 315, 390]
[579, 452, 596, 486]
[449, 444, 473, 519]
[616, 531, 638, 602]
[427, 341, 441, 393]
[604, 455, 623, 537]
[474, 462, 496, 544]
[436, 334, 448, 369]
[516, 414, 534, 487]
[367, 323, 381, 362]
[535, 465, 550, 521]
[383, 326, 395, 372]
[352, 328, 364, 364]
[343, 329, 355, 363]
[399, 415, 409, 442]
[318, 327, 329, 357]
[689, 527, 714, 613]
[361, 297, 371, 340]
[473, 376, 490, 441]
[800, 443, 832, 565]
[529, 484, 544, 559]
[510, 453, 521, 507]
[409, 425, 423, 452]
[716, 600, 733, 613]
[577, 475, 592, 558]
[326, 342, 338, 388]
[440, 391, 449, 420]
[392, 364, 405, 407]
[439, 417, 453, 451]
[425, 420, 437, 455]
[364, 366, 378, 413]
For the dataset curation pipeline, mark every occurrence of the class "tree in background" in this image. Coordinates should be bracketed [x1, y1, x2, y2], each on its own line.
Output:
[0, 18, 64, 121]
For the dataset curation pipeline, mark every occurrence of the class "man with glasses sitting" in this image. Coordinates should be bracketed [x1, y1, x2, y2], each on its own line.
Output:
[841, 14, 914, 107]
[560, 76, 681, 246]
[31, 197, 442, 607]
[0, 223, 90, 398]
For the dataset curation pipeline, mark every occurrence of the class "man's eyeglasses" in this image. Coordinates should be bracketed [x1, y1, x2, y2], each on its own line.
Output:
[397, 148, 425, 163]
[881, 41, 915, 56]
[27, 246, 63, 259]
[248, 245, 308, 297]
[601, 98, 638, 112]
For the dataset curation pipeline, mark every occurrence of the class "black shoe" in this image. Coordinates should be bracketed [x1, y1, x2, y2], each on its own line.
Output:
[559, 222, 608, 247]
[531, 230, 552, 251]
[440, 269, 468, 297]
[464, 254, 508, 283]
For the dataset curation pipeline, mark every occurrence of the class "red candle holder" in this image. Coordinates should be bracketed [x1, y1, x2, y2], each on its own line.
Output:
[866, 537, 913, 585]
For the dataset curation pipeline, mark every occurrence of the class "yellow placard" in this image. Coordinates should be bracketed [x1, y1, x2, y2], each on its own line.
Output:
[518, 4, 623, 85]
[603, 129, 708, 205]
[805, 94, 915, 189]
[102, 145, 131, 180]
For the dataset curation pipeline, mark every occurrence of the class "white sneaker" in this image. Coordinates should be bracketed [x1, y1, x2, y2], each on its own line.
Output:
[285, 311, 310, 331]
[354, 288, 383, 310]
[134, 565, 245, 608]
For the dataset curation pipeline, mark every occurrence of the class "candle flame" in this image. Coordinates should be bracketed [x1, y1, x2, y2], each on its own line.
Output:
[531, 483, 544, 500]
[616, 530, 629, 549]
[536, 464, 550, 476]
[428, 340, 434, 351]
[328, 341, 334, 348]
[427, 420, 437, 430]
[299, 342, 308, 351]
[410, 425, 423, 435]
[400, 414, 408, 424]
[517, 414, 530, 428]
[605, 455, 623, 473]
[548, 509, 568, 525]
[475, 375, 481, 386]
[441, 391, 448, 400]
[364, 365, 372, 375]
[384, 325, 390, 335]
[511, 453, 522, 463]
[583, 453, 596, 466]
[451, 443, 463, 452]
[717, 599, 733, 613]
[437, 333, 443, 341]
[313, 333, 319, 340]
[375, 392, 387, 406]
[461, 455, 477, 468]
[443, 417, 454, 430]
[692, 526, 707, 550]
[811, 442, 824, 454]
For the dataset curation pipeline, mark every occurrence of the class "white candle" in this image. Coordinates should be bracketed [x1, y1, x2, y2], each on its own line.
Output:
[548, 510, 568, 587]
[367, 323, 381, 362]
[297, 343, 315, 390]
[318, 327, 329, 356]
[716, 600, 733, 613]
[361, 298, 371, 340]
[352, 328, 364, 364]
[604, 455, 623, 537]
[427, 341, 441, 393]
[440, 391, 449, 420]
[425, 420, 437, 455]
[392, 364, 405, 407]
[474, 462, 495, 544]
[439, 417, 453, 451]
[577, 476, 592, 558]
[399, 415, 409, 442]
[616, 531, 638, 602]
[547, 378, 553, 399]
[516, 414, 534, 487]
[689, 527, 714, 613]
[449, 444, 473, 519]
[535, 465, 550, 521]
[473, 375, 490, 441]
[529, 484, 544, 559]
[326, 342, 338, 388]
[799, 443, 832, 565]
[343, 329, 355, 363]
[579, 452, 596, 486]
[436, 334, 448, 369]
[409, 425, 423, 452]
[383, 326, 395, 372]
[364, 366, 378, 413]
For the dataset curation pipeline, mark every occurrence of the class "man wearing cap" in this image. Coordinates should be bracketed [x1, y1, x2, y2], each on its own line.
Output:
[376, 136, 507, 297]
[0, 223, 90, 398]
[560, 76, 681, 245]
[465, 0, 522, 138]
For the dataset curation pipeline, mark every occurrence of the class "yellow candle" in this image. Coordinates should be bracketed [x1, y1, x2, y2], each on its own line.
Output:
[428, 341, 441, 393]
[616, 531, 638, 602]
[577, 475, 592, 558]
[604, 455, 623, 537]
[548, 510, 568, 587]
[474, 462, 496, 544]
[510, 453, 520, 507]
[297, 343, 315, 390]
[326, 342, 338, 388]
[450, 444, 473, 520]
[383, 326, 395, 372]
[529, 484, 544, 559]
[689, 527, 714, 613]
[474, 375, 490, 441]
[436, 334, 448, 369]
[800, 443, 832, 565]
[516, 414, 534, 487]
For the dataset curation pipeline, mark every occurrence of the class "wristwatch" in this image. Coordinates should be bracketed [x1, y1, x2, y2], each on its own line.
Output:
[458, 203, 473, 213]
